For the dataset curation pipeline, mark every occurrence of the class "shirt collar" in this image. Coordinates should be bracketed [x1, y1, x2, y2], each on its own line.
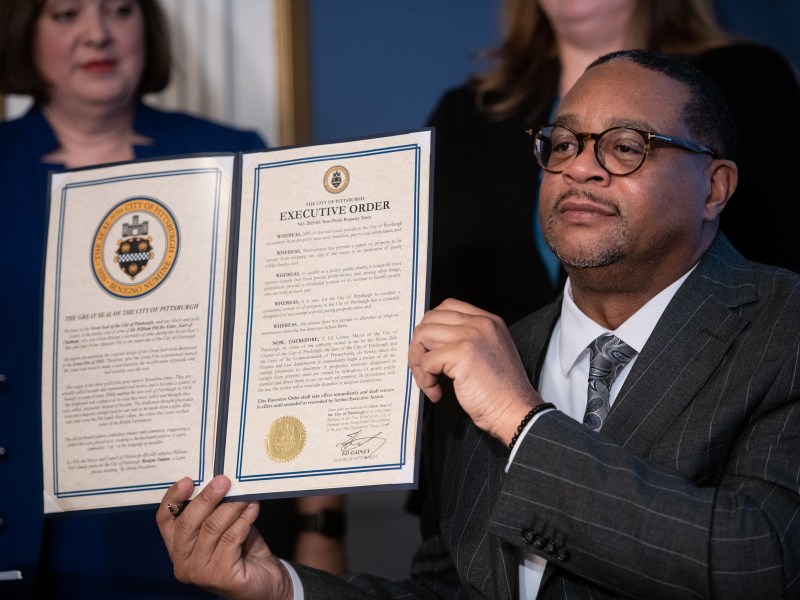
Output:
[557, 266, 696, 376]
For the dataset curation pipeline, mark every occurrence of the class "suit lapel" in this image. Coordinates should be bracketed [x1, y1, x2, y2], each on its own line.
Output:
[603, 235, 758, 452]
[511, 301, 562, 387]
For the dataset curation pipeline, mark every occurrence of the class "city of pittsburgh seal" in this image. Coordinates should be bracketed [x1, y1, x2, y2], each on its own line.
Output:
[323, 165, 349, 193]
[92, 197, 179, 298]
[265, 416, 306, 462]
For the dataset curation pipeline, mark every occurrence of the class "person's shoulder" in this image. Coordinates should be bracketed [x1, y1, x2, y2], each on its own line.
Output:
[426, 82, 484, 127]
[740, 255, 800, 291]
[690, 42, 799, 120]
[0, 116, 24, 165]
[743, 262, 800, 338]
[136, 103, 267, 152]
[0, 104, 54, 157]
[0, 113, 27, 153]
[691, 42, 797, 81]
[142, 106, 253, 137]
[0, 112, 28, 132]
[749, 261, 800, 300]
[702, 236, 800, 308]
[0, 106, 38, 137]
[431, 82, 479, 110]
[695, 41, 784, 60]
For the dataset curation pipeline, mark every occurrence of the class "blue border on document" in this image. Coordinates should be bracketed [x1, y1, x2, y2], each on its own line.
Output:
[51, 167, 223, 498]
[235, 143, 422, 482]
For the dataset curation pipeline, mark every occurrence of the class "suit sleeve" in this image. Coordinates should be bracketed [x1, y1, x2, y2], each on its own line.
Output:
[293, 397, 467, 599]
[490, 351, 800, 599]
[294, 533, 463, 599]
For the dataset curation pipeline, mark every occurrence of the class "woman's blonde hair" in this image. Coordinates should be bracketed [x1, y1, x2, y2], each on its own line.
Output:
[475, 0, 730, 118]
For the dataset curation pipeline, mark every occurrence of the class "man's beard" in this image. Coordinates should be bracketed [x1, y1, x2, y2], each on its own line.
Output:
[542, 190, 630, 269]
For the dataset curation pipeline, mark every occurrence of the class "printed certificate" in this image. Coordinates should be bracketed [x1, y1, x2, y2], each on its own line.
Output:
[40, 130, 432, 513]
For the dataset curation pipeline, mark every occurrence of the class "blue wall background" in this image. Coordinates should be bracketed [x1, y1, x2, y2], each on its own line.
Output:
[308, 0, 502, 141]
[307, 0, 799, 143]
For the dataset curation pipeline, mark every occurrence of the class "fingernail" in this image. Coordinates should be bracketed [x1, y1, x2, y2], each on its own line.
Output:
[211, 475, 227, 493]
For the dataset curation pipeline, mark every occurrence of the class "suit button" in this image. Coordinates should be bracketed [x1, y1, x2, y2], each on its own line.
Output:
[532, 534, 546, 549]
[557, 547, 570, 562]
[544, 539, 556, 554]
[521, 529, 535, 544]
[0, 374, 8, 390]
[0, 447, 6, 457]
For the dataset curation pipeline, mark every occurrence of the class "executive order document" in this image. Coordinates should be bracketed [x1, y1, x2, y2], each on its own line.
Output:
[41, 130, 432, 513]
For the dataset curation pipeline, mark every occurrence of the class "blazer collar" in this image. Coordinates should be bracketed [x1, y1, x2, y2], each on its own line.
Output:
[18, 104, 60, 159]
[510, 301, 562, 387]
[603, 233, 757, 451]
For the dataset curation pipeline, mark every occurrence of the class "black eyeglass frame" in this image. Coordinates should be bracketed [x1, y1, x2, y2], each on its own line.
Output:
[526, 124, 717, 176]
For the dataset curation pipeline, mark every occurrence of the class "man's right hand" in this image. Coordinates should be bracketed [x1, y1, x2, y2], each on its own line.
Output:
[156, 475, 294, 600]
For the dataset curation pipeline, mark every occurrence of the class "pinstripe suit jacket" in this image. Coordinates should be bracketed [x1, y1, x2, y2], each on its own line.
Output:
[298, 234, 800, 599]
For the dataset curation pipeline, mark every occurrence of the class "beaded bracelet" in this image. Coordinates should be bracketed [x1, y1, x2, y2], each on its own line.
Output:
[508, 403, 556, 451]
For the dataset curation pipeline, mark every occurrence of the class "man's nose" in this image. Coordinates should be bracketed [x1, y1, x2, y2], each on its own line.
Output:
[560, 138, 610, 184]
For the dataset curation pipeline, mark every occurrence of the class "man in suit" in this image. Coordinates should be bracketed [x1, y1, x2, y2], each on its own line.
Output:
[156, 50, 800, 599]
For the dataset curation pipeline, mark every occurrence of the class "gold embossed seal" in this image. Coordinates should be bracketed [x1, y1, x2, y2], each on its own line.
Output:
[323, 165, 349, 193]
[92, 197, 179, 298]
[265, 416, 306, 462]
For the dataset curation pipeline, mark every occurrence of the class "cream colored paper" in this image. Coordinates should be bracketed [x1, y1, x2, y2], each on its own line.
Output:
[226, 132, 430, 497]
[40, 131, 430, 513]
[41, 156, 234, 512]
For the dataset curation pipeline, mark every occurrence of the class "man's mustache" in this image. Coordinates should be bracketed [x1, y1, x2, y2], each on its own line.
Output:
[551, 190, 620, 215]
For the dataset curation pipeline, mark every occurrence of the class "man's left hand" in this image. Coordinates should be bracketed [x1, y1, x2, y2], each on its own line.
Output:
[408, 298, 542, 446]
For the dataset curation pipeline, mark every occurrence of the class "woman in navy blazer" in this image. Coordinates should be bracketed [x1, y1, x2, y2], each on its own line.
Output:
[0, 106, 263, 600]
[0, 1, 342, 597]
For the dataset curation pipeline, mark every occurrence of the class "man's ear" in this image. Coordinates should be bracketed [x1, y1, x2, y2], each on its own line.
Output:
[704, 159, 738, 221]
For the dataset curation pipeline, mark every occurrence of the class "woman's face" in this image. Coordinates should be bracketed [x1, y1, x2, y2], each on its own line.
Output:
[34, 0, 146, 110]
[538, 0, 638, 44]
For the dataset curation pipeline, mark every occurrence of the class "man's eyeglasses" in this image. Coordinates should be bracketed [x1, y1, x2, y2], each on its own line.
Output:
[527, 124, 717, 176]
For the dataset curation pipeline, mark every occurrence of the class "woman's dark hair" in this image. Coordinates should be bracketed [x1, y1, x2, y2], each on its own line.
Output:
[0, 0, 171, 103]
